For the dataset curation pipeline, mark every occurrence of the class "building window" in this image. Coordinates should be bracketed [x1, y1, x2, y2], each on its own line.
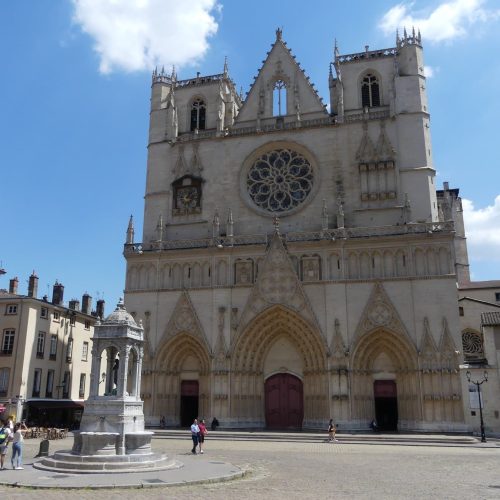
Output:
[69, 315, 76, 326]
[82, 341, 89, 361]
[462, 330, 486, 364]
[0, 368, 9, 397]
[361, 73, 380, 108]
[84, 320, 90, 330]
[40, 307, 48, 319]
[36, 331, 46, 359]
[459, 306, 464, 316]
[46, 369, 54, 398]
[49, 334, 57, 360]
[246, 148, 314, 214]
[495, 292, 500, 302]
[2, 329, 15, 355]
[190, 98, 206, 131]
[273, 79, 287, 116]
[5, 304, 17, 315]
[62, 371, 70, 398]
[66, 337, 73, 362]
[79, 373, 86, 399]
[53, 311, 60, 322]
[32, 368, 42, 398]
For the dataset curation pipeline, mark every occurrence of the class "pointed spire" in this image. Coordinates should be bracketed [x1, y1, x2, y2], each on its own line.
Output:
[155, 214, 163, 242]
[126, 215, 135, 245]
[334, 38, 340, 61]
[223, 56, 228, 77]
[239, 86, 244, 101]
[321, 199, 329, 231]
[403, 26, 408, 39]
[227, 209, 234, 238]
[402, 193, 411, 224]
[418, 29, 422, 43]
[276, 27, 283, 41]
[171, 65, 177, 81]
[396, 29, 400, 47]
[336, 199, 345, 229]
[212, 208, 220, 238]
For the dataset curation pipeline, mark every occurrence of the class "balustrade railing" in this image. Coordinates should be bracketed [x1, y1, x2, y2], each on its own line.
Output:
[124, 221, 455, 254]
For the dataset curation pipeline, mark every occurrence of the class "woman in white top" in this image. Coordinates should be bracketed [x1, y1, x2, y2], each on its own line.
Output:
[11, 422, 27, 470]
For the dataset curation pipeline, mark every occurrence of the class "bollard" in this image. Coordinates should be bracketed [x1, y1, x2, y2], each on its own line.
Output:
[36, 439, 50, 457]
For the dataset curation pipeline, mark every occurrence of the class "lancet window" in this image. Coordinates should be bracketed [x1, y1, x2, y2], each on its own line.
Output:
[361, 73, 380, 108]
[190, 98, 206, 131]
[273, 80, 287, 116]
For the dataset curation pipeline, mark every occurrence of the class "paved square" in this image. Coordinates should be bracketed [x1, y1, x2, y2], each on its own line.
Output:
[1, 434, 499, 499]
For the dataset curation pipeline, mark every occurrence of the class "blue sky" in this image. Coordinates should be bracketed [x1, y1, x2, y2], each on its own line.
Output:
[1, 0, 500, 309]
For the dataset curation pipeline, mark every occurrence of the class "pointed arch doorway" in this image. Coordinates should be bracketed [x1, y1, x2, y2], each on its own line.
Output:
[374, 379, 398, 431]
[265, 373, 303, 429]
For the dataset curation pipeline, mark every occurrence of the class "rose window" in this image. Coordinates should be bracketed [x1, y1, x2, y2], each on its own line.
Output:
[246, 148, 314, 213]
[462, 331, 484, 357]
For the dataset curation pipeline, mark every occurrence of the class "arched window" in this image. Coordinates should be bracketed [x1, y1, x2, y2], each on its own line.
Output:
[361, 73, 380, 108]
[190, 98, 206, 131]
[273, 80, 287, 116]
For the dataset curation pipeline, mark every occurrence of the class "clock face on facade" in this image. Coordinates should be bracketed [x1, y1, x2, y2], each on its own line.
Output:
[244, 147, 315, 215]
[176, 186, 199, 209]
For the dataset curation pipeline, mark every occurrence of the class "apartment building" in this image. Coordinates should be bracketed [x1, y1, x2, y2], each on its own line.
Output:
[0, 272, 102, 428]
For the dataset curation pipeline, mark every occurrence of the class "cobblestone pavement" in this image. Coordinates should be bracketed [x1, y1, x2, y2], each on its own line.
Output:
[1, 435, 500, 499]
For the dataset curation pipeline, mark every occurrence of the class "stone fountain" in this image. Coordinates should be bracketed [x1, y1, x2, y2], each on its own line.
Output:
[35, 299, 174, 473]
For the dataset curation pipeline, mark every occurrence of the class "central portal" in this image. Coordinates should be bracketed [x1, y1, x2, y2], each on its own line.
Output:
[265, 373, 303, 429]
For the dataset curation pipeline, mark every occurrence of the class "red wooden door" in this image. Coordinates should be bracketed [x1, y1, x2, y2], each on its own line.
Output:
[265, 373, 303, 429]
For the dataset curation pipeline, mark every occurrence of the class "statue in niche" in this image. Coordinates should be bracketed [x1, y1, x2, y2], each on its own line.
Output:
[112, 358, 119, 388]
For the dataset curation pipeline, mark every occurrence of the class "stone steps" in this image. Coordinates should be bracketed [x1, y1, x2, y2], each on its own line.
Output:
[152, 429, 486, 446]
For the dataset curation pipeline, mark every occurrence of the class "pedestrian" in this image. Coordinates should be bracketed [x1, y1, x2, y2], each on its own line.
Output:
[160, 416, 166, 429]
[190, 418, 200, 454]
[328, 419, 338, 442]
[11, 421, 27, 470]
[211, 417, 219, 431]
[0, 420, 11, 470]
[198, 418, 208, 454]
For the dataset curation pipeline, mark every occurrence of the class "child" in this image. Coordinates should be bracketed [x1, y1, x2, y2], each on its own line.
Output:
[328, 419, 338, 442]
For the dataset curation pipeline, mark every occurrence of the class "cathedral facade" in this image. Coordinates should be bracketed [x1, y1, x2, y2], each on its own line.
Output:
[123, 30, 471, 431]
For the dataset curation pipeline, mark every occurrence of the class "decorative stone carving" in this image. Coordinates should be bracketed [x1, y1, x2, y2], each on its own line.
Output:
[354, 282, 408, 340]
[236, 232, 322, 337]
[235, 259, 254, 285]
[160, 291, 210, 353]
[301, 256, 320, 282]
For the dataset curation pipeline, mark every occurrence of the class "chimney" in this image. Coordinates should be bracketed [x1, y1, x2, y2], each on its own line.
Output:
[68, 299, 80, 311]
[28, 271, 39, 298]
[82, 293, 92, 315]
[52, 281, 64, 306]
[96, 299, 105, 319]
[9, 277, 19, 295]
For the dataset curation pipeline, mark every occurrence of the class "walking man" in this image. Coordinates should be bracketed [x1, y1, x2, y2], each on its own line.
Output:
[0, 420, 11, 470]
[190, 418, 200, 454]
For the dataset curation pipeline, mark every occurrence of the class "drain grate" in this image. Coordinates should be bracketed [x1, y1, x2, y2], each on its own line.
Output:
[209, 461, 225, 464]
[143, 479, 165, 484]
[489, 485, 500, 489]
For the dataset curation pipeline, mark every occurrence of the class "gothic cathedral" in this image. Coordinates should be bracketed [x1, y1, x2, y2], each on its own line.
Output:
[124, 29, 470, 431]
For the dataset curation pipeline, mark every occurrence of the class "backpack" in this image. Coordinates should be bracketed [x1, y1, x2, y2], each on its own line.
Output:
[0, 427, 7, 445]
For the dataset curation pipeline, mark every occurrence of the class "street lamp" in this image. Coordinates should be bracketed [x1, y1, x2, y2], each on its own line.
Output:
[466, 370, 488, 443]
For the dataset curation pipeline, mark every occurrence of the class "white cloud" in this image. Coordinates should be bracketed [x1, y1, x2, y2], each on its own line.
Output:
[463, 195, 500, 262]
[72, 0, 219, 74]
[379, 0, 500, 43]
[424, 65, 435, 78]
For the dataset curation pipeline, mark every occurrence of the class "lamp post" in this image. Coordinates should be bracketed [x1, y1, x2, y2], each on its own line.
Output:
[466, 370, 488, 443]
